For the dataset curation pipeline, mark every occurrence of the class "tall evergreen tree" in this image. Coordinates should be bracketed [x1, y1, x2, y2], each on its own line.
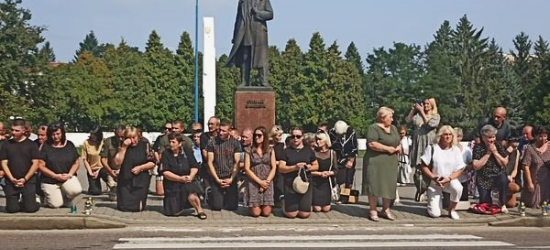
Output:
[300, 32, 328, 130]
[532, 36, 550, 125]
[141, 30, 179, 130]
[74, 31, 106, 60]
[450, 15, 490, 131]
[276, 39, 305, 130]
[345, 42, 364, 76]
[174, 32, 196, 125]
[423, 20, 462, 127]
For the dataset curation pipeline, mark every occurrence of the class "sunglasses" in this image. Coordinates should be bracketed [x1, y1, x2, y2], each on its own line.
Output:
[254, 133, 263, 138]
[164, 127, 173, 131]
[291, 135, 303, 139]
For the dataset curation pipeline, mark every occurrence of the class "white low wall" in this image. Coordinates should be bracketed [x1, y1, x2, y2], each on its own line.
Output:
[67, 132, 163, 147]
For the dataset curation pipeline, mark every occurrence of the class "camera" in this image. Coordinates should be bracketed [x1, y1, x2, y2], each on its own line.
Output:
[415, 98, 424, 105]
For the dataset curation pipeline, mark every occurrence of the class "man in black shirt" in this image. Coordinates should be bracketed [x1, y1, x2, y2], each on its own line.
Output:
[0, 119, 40, 213]
[206, 120, 241, 211]
[474, 107, 512, 143]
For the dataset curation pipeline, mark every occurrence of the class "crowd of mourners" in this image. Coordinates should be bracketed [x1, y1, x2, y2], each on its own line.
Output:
[0, 98, 548, 221]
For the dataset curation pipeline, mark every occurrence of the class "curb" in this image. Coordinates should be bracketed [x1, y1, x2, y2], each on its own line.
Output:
[0, 215, 126, 230]
[489, 217, 550, 227]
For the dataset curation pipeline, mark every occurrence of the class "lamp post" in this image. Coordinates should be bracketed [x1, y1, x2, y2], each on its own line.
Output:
[194, 0, 199, 122]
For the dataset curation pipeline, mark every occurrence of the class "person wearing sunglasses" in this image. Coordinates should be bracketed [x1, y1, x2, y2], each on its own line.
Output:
[39, 122, 82, 209]
[278, 126, 319, 219]
[243, 126, 277, 217]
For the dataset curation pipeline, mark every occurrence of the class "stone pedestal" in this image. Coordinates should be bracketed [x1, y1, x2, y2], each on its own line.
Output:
[234, 87, 275, 132]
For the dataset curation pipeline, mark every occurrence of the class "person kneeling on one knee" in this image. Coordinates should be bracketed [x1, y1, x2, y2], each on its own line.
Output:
[420, 125, 465, 220]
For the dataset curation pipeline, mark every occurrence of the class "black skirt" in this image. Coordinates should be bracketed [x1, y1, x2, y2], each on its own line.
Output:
[163, 181, 203, 216]
[312, 177, 331, 206]
[117, 175, 151, 212]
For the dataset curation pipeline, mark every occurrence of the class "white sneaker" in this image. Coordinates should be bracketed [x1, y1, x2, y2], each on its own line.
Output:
[450, 211, 460, 220]
[501, 205, 509, 214]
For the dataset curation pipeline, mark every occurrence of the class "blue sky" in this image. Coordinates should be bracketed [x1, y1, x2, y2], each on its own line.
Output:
[21, 0, 550, 63]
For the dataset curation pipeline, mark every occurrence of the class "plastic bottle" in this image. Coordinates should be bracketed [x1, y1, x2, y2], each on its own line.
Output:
[543, 202, 548, 216]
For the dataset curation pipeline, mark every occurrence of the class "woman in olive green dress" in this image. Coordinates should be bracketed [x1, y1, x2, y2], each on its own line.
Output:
[363, 107, 401, 222]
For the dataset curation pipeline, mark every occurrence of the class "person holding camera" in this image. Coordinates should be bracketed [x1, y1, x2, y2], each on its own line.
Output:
[406, 98, 441, 170]
[521, 125, 550, 208]
[420, 126, 465, 220]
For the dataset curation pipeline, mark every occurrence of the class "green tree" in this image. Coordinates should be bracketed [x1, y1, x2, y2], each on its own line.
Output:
[531, 36, 550, 125]
[102, 39, 147, 129]
[215, 55, 239, 121]
[449, 15, 490, 132]
[74, 30, 106, 60]
[274, 39, 305, 130]
[365, 43, 424, 125]
[300, 32, 328, 130]
[174, 32, 196, 125]
[140, 30, 179, 130]
[0, 0, 46, 121]
[345, 42, 364, 76]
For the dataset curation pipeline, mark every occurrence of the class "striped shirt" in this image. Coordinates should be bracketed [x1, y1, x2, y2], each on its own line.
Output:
[206, 136, 242, 179]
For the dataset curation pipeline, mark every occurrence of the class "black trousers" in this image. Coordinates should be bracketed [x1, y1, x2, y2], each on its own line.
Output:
[207, 177, 238, 211]
[3, 176, 40, 213]
[87, 168, 111, 195]
[478, 173, 508, 206]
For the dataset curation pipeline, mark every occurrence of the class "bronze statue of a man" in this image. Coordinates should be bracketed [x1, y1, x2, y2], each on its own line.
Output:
[226, 0, 273, 87]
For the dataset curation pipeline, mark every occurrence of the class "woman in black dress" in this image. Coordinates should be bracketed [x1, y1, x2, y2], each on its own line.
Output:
[311, 132, 338, 212]
[161, 133, 206, 219]
[114, 126, 155, 212]
[278, 126, 319, 219]
[268, 125, 285, 207]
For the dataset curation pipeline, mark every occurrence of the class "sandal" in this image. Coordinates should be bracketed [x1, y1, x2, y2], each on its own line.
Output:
[368, 211, 380, 222]
[197, 212, 207, 220]
[380, 211, 395, 221]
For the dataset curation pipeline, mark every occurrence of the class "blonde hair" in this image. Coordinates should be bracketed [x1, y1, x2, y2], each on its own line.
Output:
[427, 98, 438, 116]
[124, 126, 141, 139]
[268, 125, 283, 141]
[315, 132, 331, 148]
[376, 107, 394, 122]
[304, 132, 316, 145]
[435, 125, 457, 145]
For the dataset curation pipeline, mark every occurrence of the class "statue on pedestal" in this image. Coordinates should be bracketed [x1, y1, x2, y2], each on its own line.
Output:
[226, 0, 273, 87]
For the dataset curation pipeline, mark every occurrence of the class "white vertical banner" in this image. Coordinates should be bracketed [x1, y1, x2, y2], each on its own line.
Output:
[203, 17, 216, 129]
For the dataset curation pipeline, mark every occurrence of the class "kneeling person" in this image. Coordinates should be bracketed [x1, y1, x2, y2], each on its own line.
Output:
[0, 119, 41, 213]
[161, 134, 206, 219]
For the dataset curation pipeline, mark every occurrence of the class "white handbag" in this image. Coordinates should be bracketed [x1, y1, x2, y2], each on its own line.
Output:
[328, 150, 340, 202]
[292, 167, 309, 194]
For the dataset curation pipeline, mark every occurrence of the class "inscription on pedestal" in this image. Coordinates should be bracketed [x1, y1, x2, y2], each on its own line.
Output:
[234, 89, 275, 131]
